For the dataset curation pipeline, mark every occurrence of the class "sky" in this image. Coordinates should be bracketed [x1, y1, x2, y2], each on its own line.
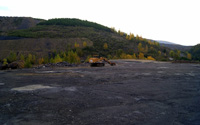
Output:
[0, 0, 200, 46]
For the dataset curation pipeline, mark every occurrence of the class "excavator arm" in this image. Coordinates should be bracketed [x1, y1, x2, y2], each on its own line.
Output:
[101, 58, 116, 66]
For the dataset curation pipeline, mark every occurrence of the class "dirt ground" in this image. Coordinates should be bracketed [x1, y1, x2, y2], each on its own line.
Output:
[0, 59, 200, 125]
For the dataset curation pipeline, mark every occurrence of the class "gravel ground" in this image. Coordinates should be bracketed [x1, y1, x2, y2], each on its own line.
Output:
[0, 59, 200, 125]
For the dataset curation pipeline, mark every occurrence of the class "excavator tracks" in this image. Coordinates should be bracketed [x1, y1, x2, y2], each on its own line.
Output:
[90, 63, 105, 67]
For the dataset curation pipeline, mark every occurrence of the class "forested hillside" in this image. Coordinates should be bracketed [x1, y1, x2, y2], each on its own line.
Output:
[0, 16, 44, 32]
[0, 17, 197, 68]
[190, 44, 200, 60]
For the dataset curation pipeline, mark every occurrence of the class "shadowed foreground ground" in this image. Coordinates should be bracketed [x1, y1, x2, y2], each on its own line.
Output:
[0, 60, 200, 125]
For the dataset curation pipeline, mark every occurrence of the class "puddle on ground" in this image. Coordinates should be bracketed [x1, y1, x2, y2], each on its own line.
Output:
[157, 71, 164, 74]
[11, 84, 54, 92]
[35, 71, 62, 74]
[64, 87, 77, 92]
[174, 73, 181, 76]
[0, 83, 5, 85]
[185, 73, 195, 77]
[141, 73, 151, 76]
[157, 67, 168, 69]
[133, 111, 143, 114]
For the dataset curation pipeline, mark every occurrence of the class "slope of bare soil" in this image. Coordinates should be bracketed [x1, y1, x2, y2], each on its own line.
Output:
[0, 60, 200, 125]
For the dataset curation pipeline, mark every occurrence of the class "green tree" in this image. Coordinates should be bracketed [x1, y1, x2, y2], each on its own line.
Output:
[27, 54, 33, 62]
[54, 54, 62, 63]
[74, 42, 79, 48]
[116, 49, 123, 57]
[111, 27, 117, 32]
[120, 53, 127, 59]
[158, 51, 161, 56]
[32, 55, 36, 64]
[50, 57, 54, 63]
[118, 30, 124, 36]
[126, 54, 133, 59]
[173, 50, 181, 60]
[138, 43, 144, 52]
[107, 54, 112, 59]
[129, 33, 134, 40]
[133, 53, 137, 59]
[44, 57, 49, 64]
[67, 51, 80, 64]
[103, 43, 108, 50]
[136, 35, 140, 40]
[138, 52, 145, 59]
[85, 55, 92, 62]
[126, 35, 129, 40]
[3, 58, 8, 66]
[83, 41, 87, 47]
[7, 52, 17, 63]
[24, 59, 32, 68]
[76, 48, 83, 57]
[187, 53, 192, 60]
[169, 50, 174, 58]
[38, 58, 44, 64]
[20, 54, 25, 61]
[145, 45, 148, 53]
[177, 50, 181, 59]
[147, 56, 155, 61]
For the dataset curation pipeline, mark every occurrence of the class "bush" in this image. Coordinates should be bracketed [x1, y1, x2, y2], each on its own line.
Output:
[54, 54, 62, 63]
[126, 54, 133, 59]
[138, 53, 145, 59]
[85, 55, 92, 62]
[24, 59, 32, 68]
[107, 54, 112, 59]
[38, 58, 44, 65]
[66, 51, 80, 64]
[147, 56, 155, 61]
[3, 58, 8, 66]
[7, 52, 17, 63]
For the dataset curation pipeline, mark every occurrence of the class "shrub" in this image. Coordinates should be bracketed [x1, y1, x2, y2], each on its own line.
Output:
[85, 55, 92, 62]
[147, 56, 155, 61]
[83, 41, 87, 47]
[24, 59, 32, 68]
[38, 58, 44, 65]
[187, 53, 192, 60]
[20, 54, 25, 61]
[138, 53, 145, 59]
[74, 42, 79, 48]
[126, 54, 133, 59]
[3, 58, 8, 66]
[107, 54, 112, 59]
[133, 53, 137, 59]
[67, 51, 80, 64]
[7, 52, 17, 63]
[120, 53, 127, 59]
[54, 54, 62, 63]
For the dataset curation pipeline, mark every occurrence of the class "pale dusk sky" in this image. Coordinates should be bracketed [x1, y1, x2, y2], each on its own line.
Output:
[1, 0, 200, 46]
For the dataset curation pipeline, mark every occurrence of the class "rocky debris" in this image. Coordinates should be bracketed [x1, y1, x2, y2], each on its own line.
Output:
[0, 62, 2, 70]
[0, 60, 25, 70]
[0, 63, 8, 70]
[172, 60, 200, 64]
[0, 61, 90, 70]
[8, 60, 25, 69]
[36, 61, 90, 69]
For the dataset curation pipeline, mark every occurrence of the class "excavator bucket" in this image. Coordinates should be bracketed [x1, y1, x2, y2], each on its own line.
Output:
[110, 62, 116, 66]
[90, 63, 105, 67]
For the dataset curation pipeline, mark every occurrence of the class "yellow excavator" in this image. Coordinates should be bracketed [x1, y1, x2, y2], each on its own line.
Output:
[89, 57, 116, 67]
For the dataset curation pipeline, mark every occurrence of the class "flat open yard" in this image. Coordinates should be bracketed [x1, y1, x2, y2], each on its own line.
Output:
[0, 60, 200, 125]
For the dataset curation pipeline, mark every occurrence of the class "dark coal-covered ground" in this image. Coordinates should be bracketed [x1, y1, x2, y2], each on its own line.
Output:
[0, 59, 200, 125]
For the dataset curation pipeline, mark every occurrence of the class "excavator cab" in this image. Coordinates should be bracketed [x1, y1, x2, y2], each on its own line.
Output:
[89, 56, 116, 67]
